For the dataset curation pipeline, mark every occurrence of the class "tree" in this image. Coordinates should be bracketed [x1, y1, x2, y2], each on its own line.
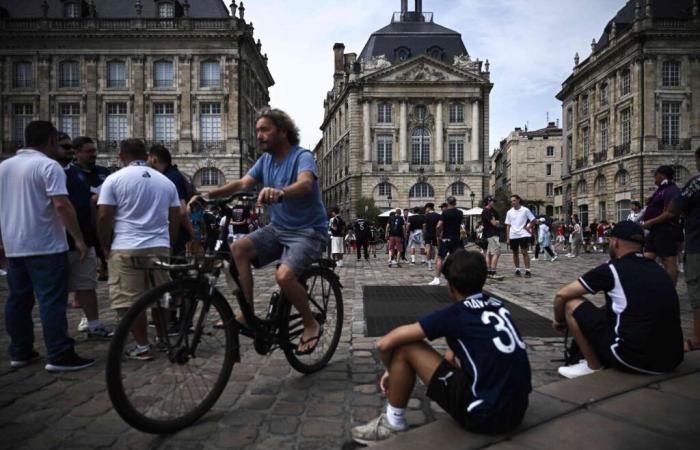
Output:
[355, 197, 381, 221]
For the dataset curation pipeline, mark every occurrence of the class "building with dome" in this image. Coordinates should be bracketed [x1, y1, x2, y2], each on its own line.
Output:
[315, 0, 493, 218]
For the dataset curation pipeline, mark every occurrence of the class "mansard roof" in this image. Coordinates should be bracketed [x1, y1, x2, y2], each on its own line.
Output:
[0, 0, 230, 19]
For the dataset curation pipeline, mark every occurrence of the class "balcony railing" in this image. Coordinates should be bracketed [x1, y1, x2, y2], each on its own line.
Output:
[575, 157, 588, 169]
[144, 140, 178, 151]
[373, 162, 396, 171]
[446, 164, 465, 172]
[409, 165, 435, 173]
[658, 138, 691, 151]
[97, 140, 121, 153]
[0, 18, 235, 32]
[613, 142, 631, 157]
[593, 150, 607, 164]
[193, 140, 226, 153]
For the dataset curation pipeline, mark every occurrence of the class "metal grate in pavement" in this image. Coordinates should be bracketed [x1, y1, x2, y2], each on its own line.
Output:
[363, 285, 559, 338]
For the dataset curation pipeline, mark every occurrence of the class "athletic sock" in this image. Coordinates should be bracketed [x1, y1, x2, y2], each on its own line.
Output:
[386, 404, 407, 429]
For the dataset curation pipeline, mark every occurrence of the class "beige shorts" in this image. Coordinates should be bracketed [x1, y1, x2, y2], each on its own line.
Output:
[108, 247, 171, 310]
[487, 236, 501, 256]
[68, 247, 98, 291]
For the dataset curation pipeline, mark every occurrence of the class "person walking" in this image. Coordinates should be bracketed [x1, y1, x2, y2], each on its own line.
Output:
[481, 196, 503, 279]
[329, 207, 345, 267]
[0, 121, 94, 371]
[505, 195, 535, 278]
[429, 196, 463, 285]
[568, 215, 583, 257]
[423, 203, 440, 270]
[406, 207, 425, 265]
[354, 217, 371, 261]
[386, 208, 405, 267]
[537, 218, 557, 261]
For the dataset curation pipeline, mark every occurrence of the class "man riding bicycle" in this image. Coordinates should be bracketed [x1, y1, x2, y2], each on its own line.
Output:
[203, 108, 328, 355]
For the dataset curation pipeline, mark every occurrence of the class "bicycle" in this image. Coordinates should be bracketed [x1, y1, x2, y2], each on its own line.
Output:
[106, 193, 344, 434]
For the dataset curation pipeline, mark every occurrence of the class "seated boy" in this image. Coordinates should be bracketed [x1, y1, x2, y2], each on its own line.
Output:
[352, 250, 532, 445]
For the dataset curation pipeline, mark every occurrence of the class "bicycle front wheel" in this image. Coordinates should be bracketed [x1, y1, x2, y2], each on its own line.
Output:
[106, 279, 237, 434]
[282, 266, 343, 374]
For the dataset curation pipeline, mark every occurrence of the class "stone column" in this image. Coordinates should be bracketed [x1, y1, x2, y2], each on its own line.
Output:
[362, 100, 371, 162]
[37, 55, 51, 120]
[131, 56, 145, 139]
[84, 56, 98, 138]
[471, 100, 479, 160]
[178, 55, 192, 153]
[399, 100, 407, 161]
[226, 56, 239, 158]
[435, 101, 443, 162]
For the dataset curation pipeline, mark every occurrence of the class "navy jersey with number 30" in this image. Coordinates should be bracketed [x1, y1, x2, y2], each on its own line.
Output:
[419, 294, 531, 417]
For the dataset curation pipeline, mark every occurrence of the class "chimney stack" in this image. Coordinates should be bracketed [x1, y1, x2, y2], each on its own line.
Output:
[401, 0, 408, 14]
[333, 43, 345, 74]
[415, 0, 423, 14]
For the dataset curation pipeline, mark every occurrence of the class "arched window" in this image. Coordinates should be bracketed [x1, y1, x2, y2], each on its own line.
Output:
[450, 182, 466, 196]
[427, 46, 444, 60]
[196, 167, 223, 187]
[409, 183, 434, 198]
[615, 170, 629, 188]
[411, 127, 431, 165]
[577, 180, 587, 195]
[594, 175, 607, 194]
[395, 47, 411, 62]
[377, 182, 392, 197]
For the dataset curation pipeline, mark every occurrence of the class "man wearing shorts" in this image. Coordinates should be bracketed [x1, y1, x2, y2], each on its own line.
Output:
[429, 196, 463, 285]
[329, 207, 345, 267]
[386, 208, 405, 267]
[97, 139, 181, 361]
[352, 250, 531, 444]
[553, 221, 683, 378]
[505, 195, 535, 278]
[205, 108, 328, 355]
[423, 203, 440, 270]
[481, 196, 502, 279]
[407, 207, 425, 265]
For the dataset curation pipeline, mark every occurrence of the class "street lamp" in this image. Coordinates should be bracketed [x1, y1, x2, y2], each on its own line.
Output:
[387, 194, 392, 209]
[470, 191, 475, 208]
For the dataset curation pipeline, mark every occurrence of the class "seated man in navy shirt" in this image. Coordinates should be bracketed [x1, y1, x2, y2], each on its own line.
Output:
[554, 220, 684, 379]
[353, 250, 531, 445]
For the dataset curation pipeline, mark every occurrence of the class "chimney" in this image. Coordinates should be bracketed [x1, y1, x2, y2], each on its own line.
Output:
[401, 0, 408, 14]
[415, 0, 423, 14]
[333, 43, 345, 74]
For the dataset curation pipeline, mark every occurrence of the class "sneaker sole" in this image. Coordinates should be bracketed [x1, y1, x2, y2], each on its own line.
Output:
[10, 354, 41, 368]
[45, 360, 95, 372]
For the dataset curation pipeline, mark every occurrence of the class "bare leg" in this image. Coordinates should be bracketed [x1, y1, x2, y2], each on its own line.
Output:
[132, 311, 149, 347]
[522, 248, 531, 270]
[492, 253, 500, 270]
[387, 342, 443, 408]
[232, 237, 257, 323]
[435, 256, 443, 277]
[565, 299, 602, 369]
[75, 290, 99, 321]
[512, 248, 520, 269]
[276, 264, 320, 353]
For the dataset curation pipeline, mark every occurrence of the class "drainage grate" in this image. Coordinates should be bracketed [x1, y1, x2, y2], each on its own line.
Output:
[362, 285, 559, 338]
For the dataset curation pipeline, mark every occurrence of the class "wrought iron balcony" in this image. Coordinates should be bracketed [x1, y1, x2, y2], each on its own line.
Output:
[593, 150, 607, 164]
[613, 142, 631, 157]
[575, 157, 588, 169]
[658, 138, 691, 151]
[409, 164, 435, 173]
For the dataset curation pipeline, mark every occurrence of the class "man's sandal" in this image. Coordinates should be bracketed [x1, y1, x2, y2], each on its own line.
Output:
[295, 328, 323, 355]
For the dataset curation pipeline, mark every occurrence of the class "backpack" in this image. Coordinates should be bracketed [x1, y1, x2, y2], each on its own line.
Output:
[390, 216, 403, 235]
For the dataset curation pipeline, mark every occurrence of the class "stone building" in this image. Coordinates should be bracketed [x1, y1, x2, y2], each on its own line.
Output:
[317, 0, 492, 218]
[0, 0, 273, 191]
[491, 122, 563, 217]
[556, 0, 700, 226]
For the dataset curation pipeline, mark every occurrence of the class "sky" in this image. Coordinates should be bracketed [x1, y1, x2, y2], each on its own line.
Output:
[239, 0, 624, 154]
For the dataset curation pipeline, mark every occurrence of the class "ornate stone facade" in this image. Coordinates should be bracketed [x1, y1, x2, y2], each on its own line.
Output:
[557, 0, 700, 225]
[316, 1, 492, 218]
[0, 0, 273, 192]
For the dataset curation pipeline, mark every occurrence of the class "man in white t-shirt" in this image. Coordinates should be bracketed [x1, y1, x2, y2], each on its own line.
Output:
[97, 138, 181, 361]
[505, 195, 535, 278]
[0, 121, 94, 372]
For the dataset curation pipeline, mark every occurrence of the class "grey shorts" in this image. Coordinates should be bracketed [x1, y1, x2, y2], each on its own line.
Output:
[248, 224, 328, 276]
[685, 253, 700, 310]
[487, 236, 501, 256]
[68, 247, 98, 291]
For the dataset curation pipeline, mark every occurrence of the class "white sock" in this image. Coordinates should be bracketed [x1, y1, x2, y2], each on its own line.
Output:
[87, 319, 102, 331]
[386, 404, 406, 429]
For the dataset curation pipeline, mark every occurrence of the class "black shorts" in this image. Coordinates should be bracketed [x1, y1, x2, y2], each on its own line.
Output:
[645, 228, 678, 257]
[427, 360, 528, 434]
[438, 237, 460, 258]
[509, 237, 530, 252]
[424, 235, 437, 246]
[572, 301, 618, 367]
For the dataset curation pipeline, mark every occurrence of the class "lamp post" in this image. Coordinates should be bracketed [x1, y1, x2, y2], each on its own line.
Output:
[470, 191, 475, 208]
[387, 194, 392, 210]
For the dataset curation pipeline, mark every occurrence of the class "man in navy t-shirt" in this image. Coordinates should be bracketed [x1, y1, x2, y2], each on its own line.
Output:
[352, 250, 531, 445]
[205, 108, 328, 355]
[429, 196, 464, 285]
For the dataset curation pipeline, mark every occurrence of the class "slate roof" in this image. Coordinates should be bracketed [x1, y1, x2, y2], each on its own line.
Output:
[0, 0, 230, 18]
[358, 12, 468, 65]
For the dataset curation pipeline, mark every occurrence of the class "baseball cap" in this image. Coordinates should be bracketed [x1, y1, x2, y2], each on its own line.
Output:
[483, 196, 495, 206]
[609, 220, 645, 244]
[654, 165, 675, 180]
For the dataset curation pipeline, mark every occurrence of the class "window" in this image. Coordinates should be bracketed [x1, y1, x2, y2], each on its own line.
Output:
[566, 108, 573, 130]
[598, 201, 607, 221]
[616, 170, 629, 188]
[411, 127, 431, 165]
[546, 164, 552, 176]
[59, 61, 80, 88]
[546, 146, 555, 157]
[449, 103, 464, 123]
[158, 2, 175, 18]
[600, 83, 609, 106]
[599, 117, 609, 151]
[64, 2, 81, 18]
[595, 176, 607, 194]
[376, 135, 393, 165]
[153, 60, 173, 88]
[59, 103, 80, 138]
[378, 182, 391, 197]
[395, 47, 411, 61]
[578, 205, 589, 227]
[662, 61, 680, 87]
[582, 127, 590, 160]
[12, 103, 33, 145]
[200, 60, 221, 88]
[546, 183, 554, 196]
[414, 105, 427, 121]
[153, 103, 175, 142]
[200, 102, 222, 142]
[451, 182, 466, 196]
[620, 108, 631, 144]
[577, 180, 587, 195]
[13, 62, 33, 89]
[427, 46, 444, 60]
[107, 61, 126, 88]
[448, 135, 464, 165]
[200, 168, 221, 186]
[662, 102, 681, 146]
[377, 103, 392, 123]
[581, 95, 589, 116]
[409, 182, 434, 198]
[621, 69, 630, 95]
[106, 103, 128, 143]
[616, 200, 631, 222]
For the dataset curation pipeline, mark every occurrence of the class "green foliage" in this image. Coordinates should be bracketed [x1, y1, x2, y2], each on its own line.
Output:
[355, 197, 381, 220]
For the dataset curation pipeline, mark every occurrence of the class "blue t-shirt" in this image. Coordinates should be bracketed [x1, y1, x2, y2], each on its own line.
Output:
[419, 294, 532, 417]
[247, 146, 328, 232]
[65, 164, 96, 249]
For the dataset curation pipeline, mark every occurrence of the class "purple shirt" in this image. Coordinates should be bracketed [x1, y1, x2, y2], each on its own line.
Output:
[643, 181, 681, 227]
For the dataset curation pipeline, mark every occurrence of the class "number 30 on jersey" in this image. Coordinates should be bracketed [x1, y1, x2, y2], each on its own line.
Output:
[481, 308, 526, 354]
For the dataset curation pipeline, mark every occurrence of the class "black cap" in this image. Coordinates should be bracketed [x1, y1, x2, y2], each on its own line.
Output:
[655, 165, 675, 180]
[609, 220, 645, 244]
[483, 196, 495, 206]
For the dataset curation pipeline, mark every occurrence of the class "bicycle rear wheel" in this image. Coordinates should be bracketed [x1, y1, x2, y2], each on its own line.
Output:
[282, 266, 343, 374]
[106, 279, 237, 434]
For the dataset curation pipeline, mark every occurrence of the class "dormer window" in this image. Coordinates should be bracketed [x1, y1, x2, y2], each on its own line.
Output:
[427, 46, 444, 61]
[158, 2, 176, 19]
[64, 2, 81, 18]
[395, 47, 411, 62]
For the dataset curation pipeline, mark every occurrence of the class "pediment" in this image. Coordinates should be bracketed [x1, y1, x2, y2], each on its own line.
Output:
[363, 56, 486, 84]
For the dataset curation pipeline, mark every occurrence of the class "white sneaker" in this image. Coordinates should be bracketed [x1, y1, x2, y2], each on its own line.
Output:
[352, 414, 408, 445]
[531, 258, 539, 262]
[0, 269, 7, 277]
[77, 316, 89, 333]
[551, 256, 558, 262]
[428, 277, 441, 286]
[557, 360, 600, 379]
[336, 260, 344, 267]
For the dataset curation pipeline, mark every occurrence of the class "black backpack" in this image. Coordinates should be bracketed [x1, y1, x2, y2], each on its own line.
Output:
[390, 217, 403, 235]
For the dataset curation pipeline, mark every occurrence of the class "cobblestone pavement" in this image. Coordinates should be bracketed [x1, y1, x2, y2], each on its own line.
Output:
[0, 248, 693, 449]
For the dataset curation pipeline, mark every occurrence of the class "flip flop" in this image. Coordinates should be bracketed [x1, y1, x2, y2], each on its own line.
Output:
[295, 328, 324, 356]
[685, 339, 700, 352]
